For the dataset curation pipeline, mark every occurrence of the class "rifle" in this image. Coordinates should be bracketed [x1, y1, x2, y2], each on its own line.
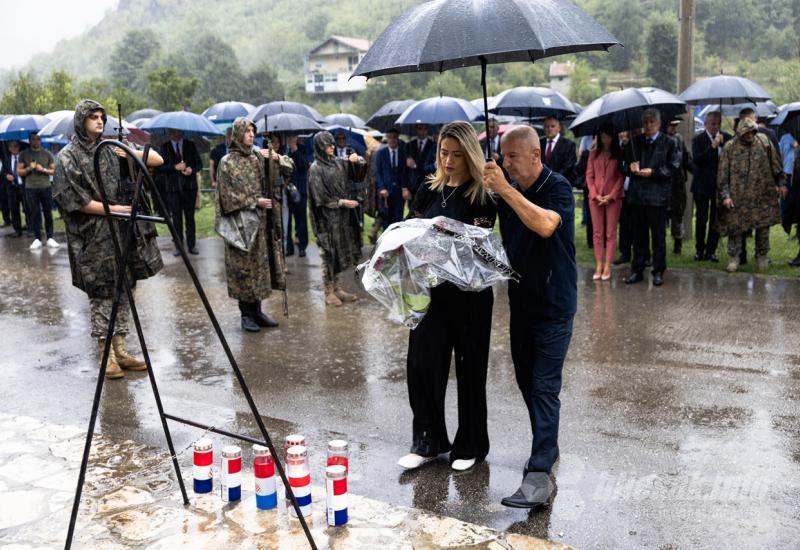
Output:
[346, 126, 364, 233]
[262, 115, 288, 316]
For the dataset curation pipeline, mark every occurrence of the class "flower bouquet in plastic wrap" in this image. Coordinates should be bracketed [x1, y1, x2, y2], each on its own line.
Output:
[357, 216, 520, 328]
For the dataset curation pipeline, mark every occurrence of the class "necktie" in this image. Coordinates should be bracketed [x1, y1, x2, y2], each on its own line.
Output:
[174, 142, 182, 162]
[545, 140, 553, 163]
[647, 137, 655, 145]
[11, 155, 18, 185]
[391, 149, 396, 169]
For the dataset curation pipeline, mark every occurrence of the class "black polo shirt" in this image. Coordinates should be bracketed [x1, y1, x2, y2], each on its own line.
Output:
[498, 167, 577, 321]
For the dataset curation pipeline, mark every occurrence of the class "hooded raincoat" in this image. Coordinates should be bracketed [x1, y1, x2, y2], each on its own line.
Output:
[53, 99, 163, 299]
[216, 117, 294, 302]
[308, 131, 367, 283]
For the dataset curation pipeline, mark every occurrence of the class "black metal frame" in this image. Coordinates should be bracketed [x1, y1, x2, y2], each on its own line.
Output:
[64, 140, 316, 549]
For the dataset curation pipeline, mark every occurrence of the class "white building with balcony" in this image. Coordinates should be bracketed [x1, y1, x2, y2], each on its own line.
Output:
[305, 35, 370, 106]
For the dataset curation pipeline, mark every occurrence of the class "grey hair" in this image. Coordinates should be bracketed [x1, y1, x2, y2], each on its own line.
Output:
[501, 125, 541, 152]
[641, 108, 661, 122]
[704, 110, 721, 122]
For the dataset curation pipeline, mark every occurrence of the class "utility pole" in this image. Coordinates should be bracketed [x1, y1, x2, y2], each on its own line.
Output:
[677, 0, 695, 239]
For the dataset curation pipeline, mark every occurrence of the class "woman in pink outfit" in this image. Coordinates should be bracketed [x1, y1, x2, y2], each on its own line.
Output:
[586, 126, 624, 280]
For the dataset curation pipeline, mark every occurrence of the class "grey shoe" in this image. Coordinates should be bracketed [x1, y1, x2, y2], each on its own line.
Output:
[501, 472, 554, 509]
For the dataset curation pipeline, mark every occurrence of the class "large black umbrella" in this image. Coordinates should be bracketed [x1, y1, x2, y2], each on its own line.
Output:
[678, 75, 771, 105]
[697, 101, 778, 120]
[352, 0, 619, 157]
[568, 87, 686, 137]
[770, 102, 800, 129]
[366, 99, 416, 132]
[491, 86, 578, 121]
[255, 113, 323, 134]
[249, 101, 325, 123]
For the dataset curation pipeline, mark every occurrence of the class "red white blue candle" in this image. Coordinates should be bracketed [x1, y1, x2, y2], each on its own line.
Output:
[253, 444, 277, 510]
[286, 445, 312, 517]
[326, 464, 348, 526]
[220, 445, 242, 502]
[192, 437, 213, 494]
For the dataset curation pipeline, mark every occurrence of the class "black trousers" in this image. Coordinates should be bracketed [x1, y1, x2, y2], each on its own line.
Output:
[618, 197, 633, 260]
[168, 186, 196, 248]
[9, 184, 27, 235]
[285, 192, 309, 253]
[25, 187, 54, 241]
[406, 284, 493, 461]
[694, 193, 719, 257]
[510, 314, 573, 474]
[631, 204, 667, 275]
[0, 180, 10, 225]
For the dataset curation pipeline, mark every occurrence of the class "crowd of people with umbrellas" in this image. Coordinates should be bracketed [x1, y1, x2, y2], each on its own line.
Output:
[1, 0, 799, 518]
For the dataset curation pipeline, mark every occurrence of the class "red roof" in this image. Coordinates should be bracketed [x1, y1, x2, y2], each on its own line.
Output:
[310, 35, 370, 55]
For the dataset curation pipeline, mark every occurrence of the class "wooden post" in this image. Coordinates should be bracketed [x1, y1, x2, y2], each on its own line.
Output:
[677, 0, 695, 239]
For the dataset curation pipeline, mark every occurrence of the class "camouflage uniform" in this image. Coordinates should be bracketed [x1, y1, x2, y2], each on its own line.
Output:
[216, 118, 293, 302]
[53, 99, 163, 338]
[717, 119, 784, 259]
[308, 131, 367, 285]
[669, 131, 690, 242]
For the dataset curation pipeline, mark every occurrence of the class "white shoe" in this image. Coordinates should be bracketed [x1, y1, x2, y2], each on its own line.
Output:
[397, 453, 436, 470]
[46, 238, 59, 248]
[29, 239, 42, 250]
[451, 458, 477, 471]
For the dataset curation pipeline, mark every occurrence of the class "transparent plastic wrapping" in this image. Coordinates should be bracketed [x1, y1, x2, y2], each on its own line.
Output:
[358, 216, 520, 328]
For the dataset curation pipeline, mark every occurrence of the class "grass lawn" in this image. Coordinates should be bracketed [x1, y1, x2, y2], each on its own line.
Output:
[61, 190, 800, 280]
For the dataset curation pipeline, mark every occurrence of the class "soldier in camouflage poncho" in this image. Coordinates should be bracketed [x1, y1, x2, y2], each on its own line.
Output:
[308, 131, 367, 306]
[216, 117, 294, 332]
[53, 99, 164, 379]
[717, 118, 786, 273]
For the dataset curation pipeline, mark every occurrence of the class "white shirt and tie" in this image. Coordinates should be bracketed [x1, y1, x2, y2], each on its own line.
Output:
[9, 153, 21, 186]
[171, 140, 183, 160]
[336, 147, 349, 158]
[388, 147, 399, 170]
[544, 134, 560, 163]
[706, 130, 722, 156]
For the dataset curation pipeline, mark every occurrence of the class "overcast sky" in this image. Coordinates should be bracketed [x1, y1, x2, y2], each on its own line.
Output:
[0, 0, 119, 70]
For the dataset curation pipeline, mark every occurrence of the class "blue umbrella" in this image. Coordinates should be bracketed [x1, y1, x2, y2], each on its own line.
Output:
[698, 101, 778, 120]
[0, 115, 51, 140]
[366, 99, 416, 132]
[569, 87, 686, 137]
[201, 101, 255, 123]
[38, 110, 135, 139]
[490, 86, 578, 120]
[139, 111, 223, 137]
[396, 96, 483, 128]
[678, 75, 771, 105]
[256, 113, 324, 134]
[126, 108, 162, 122]
[324, 113, 367, 129]
[249, 101, 325, 123]
[324, 125, 367, 155]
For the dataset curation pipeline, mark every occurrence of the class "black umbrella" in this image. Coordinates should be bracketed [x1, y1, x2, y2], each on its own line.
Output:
[770, 102, 800, 129]
[490, 86, 578, 121]
[255, 113, 323, 134]
[569, 87, 686, 137]
[678, 75, 771, 105]
[352, 0, 619, 158]
[324, 113, 367, 129]
[366, 99, 416, 132]
[698, 100, 778, 120]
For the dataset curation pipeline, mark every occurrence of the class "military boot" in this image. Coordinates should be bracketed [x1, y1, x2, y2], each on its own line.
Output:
[756, 256, 769, 273]
[239, 301, 261, 332]
[98, 339, 123, 379]
[333, 278, 358, 303]
[112, 335, 147, 371]
[254, 302, 279, 328]
[324, 284, 343, 307]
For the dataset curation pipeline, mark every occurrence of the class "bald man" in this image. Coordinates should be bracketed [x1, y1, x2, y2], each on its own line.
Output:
[483, 125, 577, 510]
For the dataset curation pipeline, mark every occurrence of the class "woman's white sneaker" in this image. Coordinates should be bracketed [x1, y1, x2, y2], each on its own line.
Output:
[451, 458, 477, 471]
[46, 238, 60, 248]
[397, 453, 436, 470]
[29, 239, 42, 250]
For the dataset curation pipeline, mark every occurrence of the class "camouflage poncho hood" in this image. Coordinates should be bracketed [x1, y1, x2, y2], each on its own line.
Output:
[73, 99, 107, 152]
[314, 131, 336, 167]
[230, 117, 257, 156]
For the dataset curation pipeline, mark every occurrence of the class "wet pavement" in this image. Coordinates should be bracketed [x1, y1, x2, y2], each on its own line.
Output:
[0, 233, 799, 549]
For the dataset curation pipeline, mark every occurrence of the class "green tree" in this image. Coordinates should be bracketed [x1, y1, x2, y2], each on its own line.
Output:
[185, 35, 244, 105]
[598, 0, 644, 71]
[0, 72, 45, 114]
[645, 13, 678, 92]
[108, 29, 161, 91]
[240, 64, 285, 106]
[147, 68, 198, 111]
[568, 61, 601, 105]
[422, 73, 470, 102]
[41, 70, 78, 113]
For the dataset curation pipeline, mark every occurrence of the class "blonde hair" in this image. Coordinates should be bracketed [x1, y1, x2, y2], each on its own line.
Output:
[427, 121, 489, 205]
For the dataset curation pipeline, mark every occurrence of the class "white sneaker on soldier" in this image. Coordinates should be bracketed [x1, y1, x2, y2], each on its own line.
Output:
[397, 453, 436, 470]
[46, 238, 59, 248]
[29, 239, 42, 250]
[451, 458, 477, 471]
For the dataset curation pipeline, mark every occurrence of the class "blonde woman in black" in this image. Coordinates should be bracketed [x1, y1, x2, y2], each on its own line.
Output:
[398, 121, 497, 472]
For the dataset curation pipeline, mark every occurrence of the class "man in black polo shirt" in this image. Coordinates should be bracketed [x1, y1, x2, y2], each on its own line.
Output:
[483, 125, 577, 509]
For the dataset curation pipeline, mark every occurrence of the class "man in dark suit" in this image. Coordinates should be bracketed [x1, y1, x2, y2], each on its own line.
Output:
[375, 128, 409, 229]
[1, 140, 28, 238]
[692, 111, 731, 262]
[623, 109, 681, 286]
[405, 123, 436, 201]
[479, 118, 502, 163]
[0, 142, 11, 227]
[157, 129, 202, 256]
[541, 117, 576, 186]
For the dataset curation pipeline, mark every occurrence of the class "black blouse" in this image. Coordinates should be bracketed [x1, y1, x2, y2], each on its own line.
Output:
[408, 181, 497, 229]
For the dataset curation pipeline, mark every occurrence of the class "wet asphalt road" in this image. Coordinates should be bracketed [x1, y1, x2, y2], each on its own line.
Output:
[1, 233, 798, 549]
